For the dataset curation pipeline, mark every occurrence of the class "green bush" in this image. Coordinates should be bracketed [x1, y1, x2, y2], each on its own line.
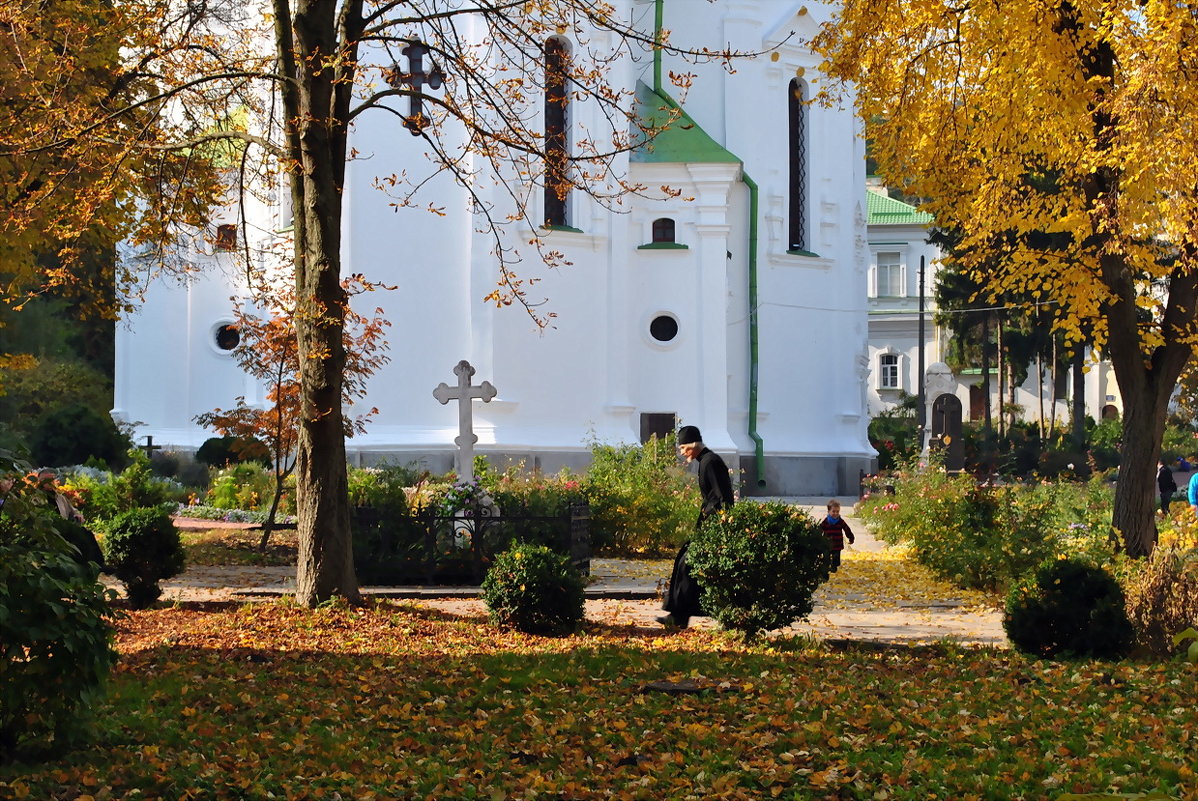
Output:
[102, 506, 186, 609]
[485, 469, 585, 552]
[1003, 558, 1134, 659]
[1124, 546, 1198, 657]
[867, 395, 920, 472]
[0, 357, 114, 447]
[195, 435, 269, 467]
[481, 543, 585, 636]
[349, 465, 428, 584]
[149, 450, 211, 490]
[687, 501, 831, 639]
[206, 461, 287, 514]
[30, 403, 131, 470]
[859, 460, 1117, 592]
[0, 451, 118, 757]
[0, 544, 117, 757]
[69, 451, 187, 523]
[581, 435, 697, 556]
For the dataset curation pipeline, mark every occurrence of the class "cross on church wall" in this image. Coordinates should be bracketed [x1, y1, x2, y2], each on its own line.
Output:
[433, 360, 497, 483]
[389, 41, 445, 136]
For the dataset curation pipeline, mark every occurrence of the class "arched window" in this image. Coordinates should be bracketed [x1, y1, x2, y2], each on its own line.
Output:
[788, 78, 808, 253]
[544, 37, 571, 228]
[651, 218, 676, 243]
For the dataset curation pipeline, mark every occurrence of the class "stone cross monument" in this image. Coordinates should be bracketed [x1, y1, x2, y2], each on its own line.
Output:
[433, 360, 497, 482]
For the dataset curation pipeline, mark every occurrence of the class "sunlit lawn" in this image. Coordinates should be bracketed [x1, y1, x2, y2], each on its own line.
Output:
[3, 600, 1195, 801]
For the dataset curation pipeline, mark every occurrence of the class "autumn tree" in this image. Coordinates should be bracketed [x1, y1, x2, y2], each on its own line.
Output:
[4, 0, 746, 603]
[194, 274, 390, 550]
[813, 1, 1198, 555]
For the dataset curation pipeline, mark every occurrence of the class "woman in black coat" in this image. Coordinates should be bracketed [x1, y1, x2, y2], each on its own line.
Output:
[659, 425, 734, 628]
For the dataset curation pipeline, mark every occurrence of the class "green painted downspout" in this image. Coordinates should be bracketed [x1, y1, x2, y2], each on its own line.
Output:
[653, 0, 766, 486]
[742, 173, 766, 486]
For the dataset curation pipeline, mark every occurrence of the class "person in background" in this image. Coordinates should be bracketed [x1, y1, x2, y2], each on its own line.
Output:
[36, 468, 105, 572]
[1158, 459, 1178, 516]
[1188, 466, 1198, 517]
[658, 425, 734, 629]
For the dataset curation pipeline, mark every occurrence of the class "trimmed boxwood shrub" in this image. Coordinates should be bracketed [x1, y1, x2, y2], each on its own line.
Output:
[1003, 558, 1133, 659]
[482, 544, 585, 636]
[687, 501, 831, 639]
[102, 506, 186, 609]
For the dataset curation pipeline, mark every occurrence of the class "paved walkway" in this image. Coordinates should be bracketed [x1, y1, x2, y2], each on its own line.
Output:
[147, 497, 1007, 647]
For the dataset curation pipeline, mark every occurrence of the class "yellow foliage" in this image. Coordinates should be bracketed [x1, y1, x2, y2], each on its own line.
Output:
[811, 1, 1198, 355]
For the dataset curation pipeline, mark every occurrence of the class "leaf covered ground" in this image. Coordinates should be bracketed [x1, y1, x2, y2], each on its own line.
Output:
[3, 594, 1195, 801]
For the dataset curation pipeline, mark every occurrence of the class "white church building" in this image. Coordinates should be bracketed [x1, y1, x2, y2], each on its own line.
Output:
[113, 1, 877, 496]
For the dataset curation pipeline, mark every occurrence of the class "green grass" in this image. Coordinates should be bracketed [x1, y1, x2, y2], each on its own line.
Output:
[2, 601, 1194, 800]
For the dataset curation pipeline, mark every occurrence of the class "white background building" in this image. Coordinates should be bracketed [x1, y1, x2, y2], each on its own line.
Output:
[864, 187, 1123, 427]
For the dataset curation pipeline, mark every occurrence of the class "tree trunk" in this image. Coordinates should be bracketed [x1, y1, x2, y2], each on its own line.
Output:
[1111, 386, 1165, 557]
[982, 312, 992, 455]
[1036, 350, 1045, 439]
[1071, 348, 1085, 450]
[1049, 337, 1058, 434]
[283, 0, 363, 606]
[997, 317, 1005, 438]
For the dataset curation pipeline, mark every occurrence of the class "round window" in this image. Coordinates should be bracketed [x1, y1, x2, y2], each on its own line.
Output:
[649, 315, 678, 342]
[214, 324, 241, 351]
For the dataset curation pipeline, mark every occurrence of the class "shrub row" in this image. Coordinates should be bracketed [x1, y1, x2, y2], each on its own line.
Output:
[863, 459, 1198, 661]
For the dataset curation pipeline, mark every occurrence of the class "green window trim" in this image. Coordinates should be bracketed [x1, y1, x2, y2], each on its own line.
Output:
[541, 224, 585, 234]
[637, 242, 689, 250]
[786, 248, 821, 258]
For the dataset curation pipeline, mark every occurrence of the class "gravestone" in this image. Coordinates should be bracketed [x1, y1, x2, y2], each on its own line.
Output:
[931, 393, 965, 471]
[432, 359, 497, 483]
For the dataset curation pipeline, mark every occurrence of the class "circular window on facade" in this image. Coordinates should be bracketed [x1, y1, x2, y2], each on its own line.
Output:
[214, 323, 241, 352]
[649, 314, 679, 342]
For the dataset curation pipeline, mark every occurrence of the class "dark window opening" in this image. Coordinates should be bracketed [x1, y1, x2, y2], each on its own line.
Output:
[788, 79, 808, 252]
[652, 218, 676, 243]
[544, 37, 571, 228]
[650, 315, 678, 342]
[215, 224, 238, 251]
[215, 324, 240, 351]
[640, 413, 676, 444]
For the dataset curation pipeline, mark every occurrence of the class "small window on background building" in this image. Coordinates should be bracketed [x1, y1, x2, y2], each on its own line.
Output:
[215, 224, 238, 251]
[879, 353, 900, 389]
[651, 218, 676, 243]
[875, 251, 903, 297]
[649, 315, 679, 342]
[215, 324, 240, 351]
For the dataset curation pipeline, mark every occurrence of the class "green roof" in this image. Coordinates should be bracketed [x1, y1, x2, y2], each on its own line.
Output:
[866, 189, 933, 226]
[631, 82, 740, 164]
